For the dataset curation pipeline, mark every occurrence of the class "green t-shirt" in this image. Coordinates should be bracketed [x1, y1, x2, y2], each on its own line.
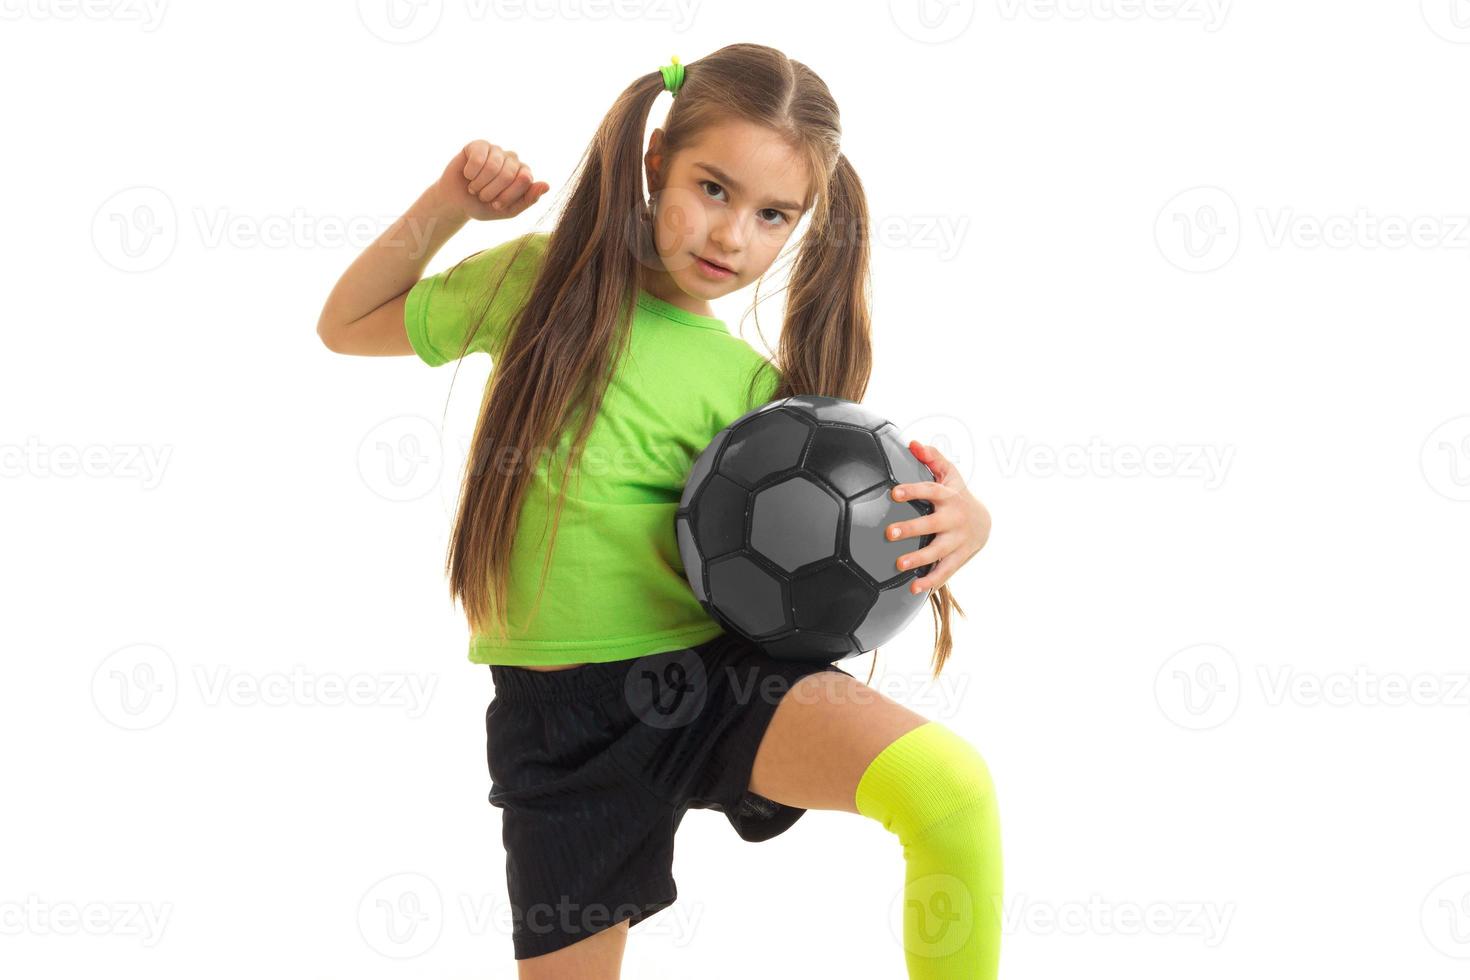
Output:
[404, 232, 780, 666]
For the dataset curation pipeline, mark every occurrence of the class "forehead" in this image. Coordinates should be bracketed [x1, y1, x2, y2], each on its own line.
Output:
[675, 117, 812, 210]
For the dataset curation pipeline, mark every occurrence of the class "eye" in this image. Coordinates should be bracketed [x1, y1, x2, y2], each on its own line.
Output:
[699, 180, 789, 227]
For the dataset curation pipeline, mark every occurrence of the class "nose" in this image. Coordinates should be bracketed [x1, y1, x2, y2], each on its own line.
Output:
[707, 208, 750, 256]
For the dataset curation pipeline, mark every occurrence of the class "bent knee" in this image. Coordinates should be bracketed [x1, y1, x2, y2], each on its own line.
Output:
[854, 721, 996, 841]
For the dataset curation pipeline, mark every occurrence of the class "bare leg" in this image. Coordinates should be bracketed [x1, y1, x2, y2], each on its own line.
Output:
[516, 918, 628, 980]
[748, 670, 1003, 978]
[749, 670, 931, 812]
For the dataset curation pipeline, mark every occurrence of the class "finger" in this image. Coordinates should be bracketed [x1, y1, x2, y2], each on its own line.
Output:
[884, 511, 945, 542]
[461, 141, 490, 185]
[509, 182, 550, 214]
[891, 480, 952, 503]
[912, 440, 958, 484]
[895, 535, 950, 574]
[911, 552, 956, 593]
[467, 146, 508, 195]
[921, 443, 952, 481]
[477, 151, 521, 203]
[490, 168, 534, 211]
[908, 439, 941, 476]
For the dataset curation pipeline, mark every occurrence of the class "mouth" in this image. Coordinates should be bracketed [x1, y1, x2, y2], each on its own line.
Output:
[693, 253, 737, 276]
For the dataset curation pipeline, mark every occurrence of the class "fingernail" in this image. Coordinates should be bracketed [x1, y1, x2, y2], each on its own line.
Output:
[492, 201, 503, 210]
[893, 489, 904, 499]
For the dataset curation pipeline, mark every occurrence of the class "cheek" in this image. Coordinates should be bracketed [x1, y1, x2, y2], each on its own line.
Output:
[654, 186, 711, 258]
[751, 220, 791, 257]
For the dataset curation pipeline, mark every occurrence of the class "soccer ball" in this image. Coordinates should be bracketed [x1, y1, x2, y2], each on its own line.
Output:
[674, 395, 938, 664]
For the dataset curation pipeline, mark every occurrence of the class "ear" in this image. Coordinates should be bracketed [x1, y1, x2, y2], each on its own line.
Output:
[644, 128, 664, 193]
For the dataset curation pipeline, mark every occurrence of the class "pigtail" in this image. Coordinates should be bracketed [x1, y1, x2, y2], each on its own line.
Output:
[445, 69, 666, 645]
[770, 151, 965, 682]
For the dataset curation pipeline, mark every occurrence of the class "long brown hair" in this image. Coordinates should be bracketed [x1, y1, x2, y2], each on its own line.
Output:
[436, 43, 964, 680]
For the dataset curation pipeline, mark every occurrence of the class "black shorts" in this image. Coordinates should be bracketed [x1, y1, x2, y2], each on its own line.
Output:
[485, 629, 850, 960]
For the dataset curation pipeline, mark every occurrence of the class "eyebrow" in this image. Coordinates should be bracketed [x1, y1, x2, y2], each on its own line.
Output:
[693, 162, 806, 213]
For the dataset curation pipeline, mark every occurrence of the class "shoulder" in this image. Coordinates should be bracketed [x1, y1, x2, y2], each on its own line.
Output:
[456, 231, 550, 278]
[712, 338, 782, 408]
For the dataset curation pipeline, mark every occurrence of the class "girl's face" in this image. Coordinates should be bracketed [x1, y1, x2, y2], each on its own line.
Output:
[645, 117, 812, 302]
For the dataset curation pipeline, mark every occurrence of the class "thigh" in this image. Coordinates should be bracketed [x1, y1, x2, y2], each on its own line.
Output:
[517, 919, 628, 980]
[748, 669, 931, 814]
[487, 681, 679, 961]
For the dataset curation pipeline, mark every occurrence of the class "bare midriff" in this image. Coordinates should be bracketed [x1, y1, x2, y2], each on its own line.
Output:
[514, 662, 591, 672]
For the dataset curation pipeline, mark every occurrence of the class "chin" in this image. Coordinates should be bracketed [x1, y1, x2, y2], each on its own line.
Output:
[676, 272, 736, 299]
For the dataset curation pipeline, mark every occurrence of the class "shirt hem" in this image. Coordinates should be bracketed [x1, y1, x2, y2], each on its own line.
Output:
[403, 277, 445, 366]
[468, 622, 727, 666]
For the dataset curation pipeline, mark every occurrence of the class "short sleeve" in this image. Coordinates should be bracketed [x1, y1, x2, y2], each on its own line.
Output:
[749, 358, 782, 409]
[403, 232, 548, 367]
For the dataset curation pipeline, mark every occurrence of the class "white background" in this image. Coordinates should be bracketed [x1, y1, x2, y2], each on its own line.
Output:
[3, 0, 1469, 977]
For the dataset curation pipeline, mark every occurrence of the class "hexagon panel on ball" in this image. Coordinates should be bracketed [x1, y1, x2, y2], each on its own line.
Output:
[750, 475, 841, 572]
[707, 554, 789, 638]
[719, 409, 812, 489]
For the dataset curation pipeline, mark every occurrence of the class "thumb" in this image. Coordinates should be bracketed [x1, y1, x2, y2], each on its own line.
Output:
[912, 441, 949, 481]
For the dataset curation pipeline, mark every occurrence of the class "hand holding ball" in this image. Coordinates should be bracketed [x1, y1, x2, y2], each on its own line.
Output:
[675, 395, 937, 664]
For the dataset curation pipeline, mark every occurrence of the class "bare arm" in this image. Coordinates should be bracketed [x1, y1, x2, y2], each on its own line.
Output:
[315, 185, 466, 355]
[316, 142, 551, 357]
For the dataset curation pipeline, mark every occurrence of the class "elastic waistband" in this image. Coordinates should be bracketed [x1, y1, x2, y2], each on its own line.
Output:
[488, 659, 630, 703]
[489, 637, 729, 703]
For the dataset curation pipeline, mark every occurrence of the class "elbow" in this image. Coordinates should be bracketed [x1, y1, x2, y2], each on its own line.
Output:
[316, 317, 344, 354]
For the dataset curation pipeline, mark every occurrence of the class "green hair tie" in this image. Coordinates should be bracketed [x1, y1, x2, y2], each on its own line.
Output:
[660, 55, 685, 97]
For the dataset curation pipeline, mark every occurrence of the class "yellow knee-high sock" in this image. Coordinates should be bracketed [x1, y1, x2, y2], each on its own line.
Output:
[854, 721, 1003, 979]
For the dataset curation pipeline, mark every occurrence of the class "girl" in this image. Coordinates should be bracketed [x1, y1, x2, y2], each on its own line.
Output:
[317, 43, 1000, 980]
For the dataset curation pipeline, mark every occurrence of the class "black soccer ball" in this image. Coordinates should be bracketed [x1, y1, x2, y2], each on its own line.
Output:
[675, 395, 938, 664]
